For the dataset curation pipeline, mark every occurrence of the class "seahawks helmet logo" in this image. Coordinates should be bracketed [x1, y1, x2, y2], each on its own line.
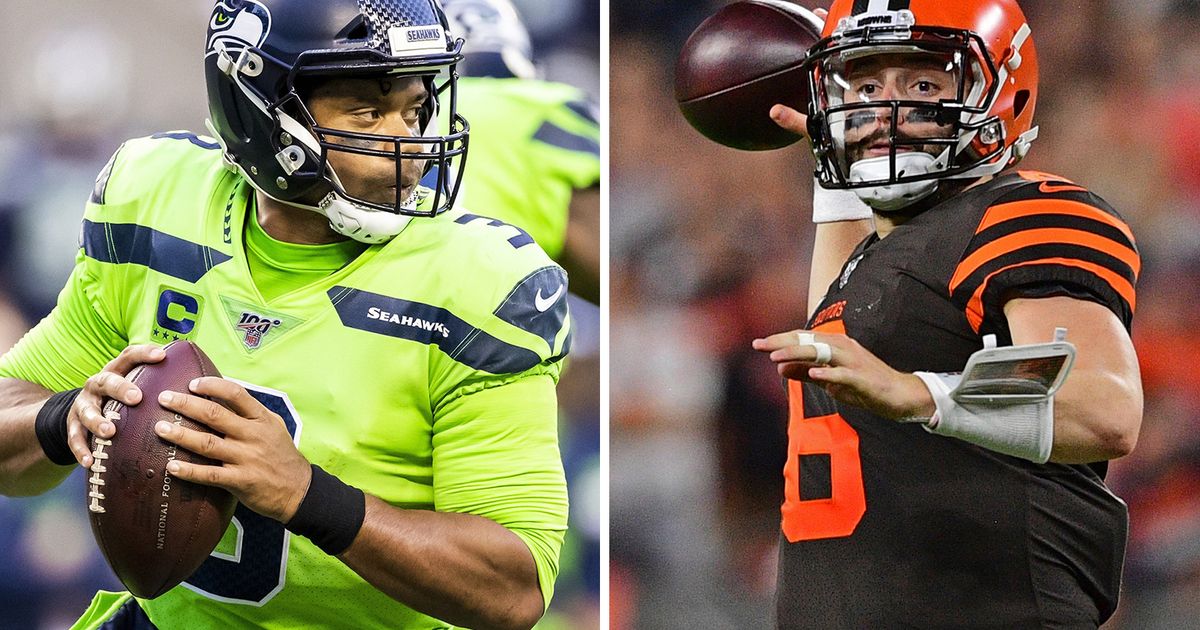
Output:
[207, 0, 272, 57]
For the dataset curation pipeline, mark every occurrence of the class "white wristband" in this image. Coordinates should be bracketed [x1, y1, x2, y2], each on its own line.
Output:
[812, 177, 874, 223]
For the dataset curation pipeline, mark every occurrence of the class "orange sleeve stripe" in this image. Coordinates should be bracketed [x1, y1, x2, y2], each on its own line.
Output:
[975, 199, 1136, 244]
[950, 228, 1141, 292]
[963, 257, 1137, 333]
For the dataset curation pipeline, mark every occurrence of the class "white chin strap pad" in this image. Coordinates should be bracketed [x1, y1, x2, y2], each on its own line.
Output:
[318, 193, 412, 245]
[849, 152, 942, 211]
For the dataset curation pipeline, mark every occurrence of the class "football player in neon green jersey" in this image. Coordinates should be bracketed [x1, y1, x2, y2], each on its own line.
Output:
[0, 1, 569, 629]
[441, 0, 600, 303]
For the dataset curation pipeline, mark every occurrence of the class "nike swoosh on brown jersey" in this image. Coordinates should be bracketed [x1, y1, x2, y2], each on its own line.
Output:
[1039, 181, 1089, 194]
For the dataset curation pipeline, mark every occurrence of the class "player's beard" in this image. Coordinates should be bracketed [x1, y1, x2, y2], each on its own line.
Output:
[325, 136, 425, 209]
[334, 160, 423, 209]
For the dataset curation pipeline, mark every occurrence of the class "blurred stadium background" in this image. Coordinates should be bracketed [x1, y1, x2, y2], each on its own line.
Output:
[611, 1, 1200, 628]
[0, 1, 598, 628]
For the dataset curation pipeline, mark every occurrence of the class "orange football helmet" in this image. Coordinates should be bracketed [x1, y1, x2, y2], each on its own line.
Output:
[805, 0, 1040, 209]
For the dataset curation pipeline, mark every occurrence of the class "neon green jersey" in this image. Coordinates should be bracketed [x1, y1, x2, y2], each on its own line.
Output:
[0, 132, 571, 629]
[450, 78, 600, 259]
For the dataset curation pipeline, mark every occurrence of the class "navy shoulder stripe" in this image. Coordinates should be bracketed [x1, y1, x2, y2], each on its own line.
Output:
[532, 120, 600, 156]
[91, 145, 123, 205]
[494, 266, 569, 352]
[150, 132, 221, 151]
[565, 99, 600, 127]
[547, 328, 573, 364]
[81, 220, 231, 283]
[327, 287, 547, 374]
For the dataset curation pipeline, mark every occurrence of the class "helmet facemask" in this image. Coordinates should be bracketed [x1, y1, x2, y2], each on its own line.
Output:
[806, 18, 1010, 210]
[275, 63, 469, 221]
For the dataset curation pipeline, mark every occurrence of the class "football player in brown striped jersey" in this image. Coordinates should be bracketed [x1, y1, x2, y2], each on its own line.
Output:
[750, 1, 1140, 627]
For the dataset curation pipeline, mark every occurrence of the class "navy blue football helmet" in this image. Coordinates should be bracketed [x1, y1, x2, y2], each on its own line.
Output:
[205, 0, 469, 243]
[441, 0, 536, 79]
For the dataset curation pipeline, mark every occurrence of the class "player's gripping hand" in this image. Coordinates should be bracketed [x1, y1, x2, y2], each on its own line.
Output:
[71, 345, 166, 468]
[154, 377, 312, 523]
[752, 329, 936, 421]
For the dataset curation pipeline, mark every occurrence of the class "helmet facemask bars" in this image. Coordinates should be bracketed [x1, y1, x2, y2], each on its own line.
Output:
[274, 57, 469, 219]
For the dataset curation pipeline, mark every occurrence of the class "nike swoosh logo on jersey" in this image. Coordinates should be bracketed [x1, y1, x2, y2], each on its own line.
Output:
[1039, 182, 1087, 194]
[535, 285, 565, 312]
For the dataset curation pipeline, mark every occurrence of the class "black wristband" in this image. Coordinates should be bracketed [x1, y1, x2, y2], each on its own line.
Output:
[35, 388, 82, 466]
[285, 464, 366, 556]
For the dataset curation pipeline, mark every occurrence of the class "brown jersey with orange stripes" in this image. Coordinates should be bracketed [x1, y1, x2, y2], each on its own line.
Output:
[776, 171, 1136, 629]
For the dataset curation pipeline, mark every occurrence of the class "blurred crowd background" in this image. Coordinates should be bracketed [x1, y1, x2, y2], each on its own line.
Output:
[0, 1, 598, 628]
[611, 0, 1200, 628]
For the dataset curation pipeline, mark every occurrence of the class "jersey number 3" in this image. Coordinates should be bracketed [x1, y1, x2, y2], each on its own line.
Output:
[181, 381, 302, 606]
[781, 380, 866, 542]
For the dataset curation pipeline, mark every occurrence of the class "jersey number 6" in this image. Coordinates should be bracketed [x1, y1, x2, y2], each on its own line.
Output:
[781, 381, 866, 542]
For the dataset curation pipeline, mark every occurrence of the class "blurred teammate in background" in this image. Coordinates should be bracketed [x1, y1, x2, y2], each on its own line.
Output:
[751, 1, 1141, 627]
[442, 0, 601, 303]
[0, 0, 571, 628]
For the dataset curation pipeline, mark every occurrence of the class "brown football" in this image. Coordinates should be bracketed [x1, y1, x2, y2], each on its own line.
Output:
[675, 0, 824, 151]
[87, 340, 236, 599]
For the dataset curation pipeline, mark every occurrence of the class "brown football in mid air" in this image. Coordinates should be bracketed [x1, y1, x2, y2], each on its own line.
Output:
[675, 0, 824, 151]
[87, 340, 236, 599]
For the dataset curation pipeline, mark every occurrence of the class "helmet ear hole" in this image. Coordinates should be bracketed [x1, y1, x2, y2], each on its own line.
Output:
[219, 80, 255, 145]
[1013, 89, 1031, 118]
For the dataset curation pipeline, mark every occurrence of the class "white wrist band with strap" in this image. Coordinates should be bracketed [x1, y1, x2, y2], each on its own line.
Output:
[911, 330, 1076, 464]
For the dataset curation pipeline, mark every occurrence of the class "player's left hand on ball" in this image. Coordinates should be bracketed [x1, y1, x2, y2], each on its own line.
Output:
[752, 330, 935, 421]
[154, 377, 312, 523]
